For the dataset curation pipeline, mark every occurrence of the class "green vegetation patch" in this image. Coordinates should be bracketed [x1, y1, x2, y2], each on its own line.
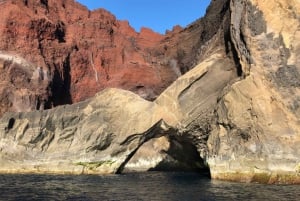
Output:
[75, 160, 115, 170]
[251, 172, 271, 183]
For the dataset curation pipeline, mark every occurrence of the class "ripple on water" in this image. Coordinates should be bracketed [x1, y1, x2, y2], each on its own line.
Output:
[0, 172, 299, 201]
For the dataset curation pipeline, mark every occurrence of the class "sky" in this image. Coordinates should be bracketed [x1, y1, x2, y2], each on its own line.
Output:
[76, 0, 211, 34]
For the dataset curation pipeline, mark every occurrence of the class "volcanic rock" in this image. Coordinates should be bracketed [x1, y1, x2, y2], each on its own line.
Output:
[0, 0, 237, 117]
[0, 0, 299, 184]
[0, 88, 202, 174]
[0, 0, 175, 116]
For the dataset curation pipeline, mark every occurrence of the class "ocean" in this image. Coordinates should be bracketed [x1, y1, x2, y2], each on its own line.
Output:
[0, 172, 299, 201]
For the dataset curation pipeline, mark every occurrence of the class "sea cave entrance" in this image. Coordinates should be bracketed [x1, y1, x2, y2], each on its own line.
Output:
[122, 133, 211, 178]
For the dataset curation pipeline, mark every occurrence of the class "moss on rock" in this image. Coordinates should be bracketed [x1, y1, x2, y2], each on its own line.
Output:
[75, 160, 115, 171]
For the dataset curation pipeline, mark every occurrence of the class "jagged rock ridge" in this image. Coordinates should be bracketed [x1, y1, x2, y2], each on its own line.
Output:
[0, 0, 299, 184]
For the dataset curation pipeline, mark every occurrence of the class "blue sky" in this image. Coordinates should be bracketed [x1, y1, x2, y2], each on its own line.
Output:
[76, 0, 211, 34]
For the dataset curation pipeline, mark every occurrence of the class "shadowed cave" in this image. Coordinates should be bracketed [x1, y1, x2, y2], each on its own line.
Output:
[121, 131, 211, 177]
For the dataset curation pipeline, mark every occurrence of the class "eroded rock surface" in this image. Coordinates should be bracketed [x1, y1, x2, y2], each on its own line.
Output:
[0, 0, 172, 115]
[0, 89, 169, 174]
[0, 0, 299, 184]
[0, 52, 50, 115]
[0, 87, 206, 174]
[0, 0, 236, 117]
[205, 0, 300, 184]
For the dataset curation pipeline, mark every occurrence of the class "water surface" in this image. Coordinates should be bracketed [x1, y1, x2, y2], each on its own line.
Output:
[0, 172, 299, 200]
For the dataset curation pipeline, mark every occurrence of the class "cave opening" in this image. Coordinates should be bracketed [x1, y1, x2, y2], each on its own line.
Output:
[5, 117, 16, 133]
[120, 131, 211, 178]
[7, 118, 15, 130]
[148, 135, 211, 178]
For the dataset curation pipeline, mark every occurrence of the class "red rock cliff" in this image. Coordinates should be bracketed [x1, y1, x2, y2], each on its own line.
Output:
[0, 0, 228, 116]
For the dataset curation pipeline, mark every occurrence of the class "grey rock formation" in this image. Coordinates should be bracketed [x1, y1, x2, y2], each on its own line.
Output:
[205, 0, 300, 184]
[0, 88, 203, 174]
[0, 0, 300, 184]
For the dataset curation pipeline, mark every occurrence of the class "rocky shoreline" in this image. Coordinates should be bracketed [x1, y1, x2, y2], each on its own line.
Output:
[0, 0, 299, 184]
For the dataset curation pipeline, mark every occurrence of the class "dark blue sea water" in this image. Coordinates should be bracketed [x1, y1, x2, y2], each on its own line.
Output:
[0, 172, 299, 201]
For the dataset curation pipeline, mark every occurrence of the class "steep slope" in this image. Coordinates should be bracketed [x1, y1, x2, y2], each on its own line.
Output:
[0, 0, 174, 116]
[206, 0, 300, 183]
[0, 0, 299, 184]
[0, 0, 234, 117]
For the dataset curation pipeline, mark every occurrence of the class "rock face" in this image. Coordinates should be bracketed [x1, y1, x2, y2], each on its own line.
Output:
[0, 88, 202, 174]
[0, 0, 234, 116]
[0, 52, 50, 115]
[0, 0, 300, 184]
[0, 0, 174, 115]
[206, 0, 300, 184]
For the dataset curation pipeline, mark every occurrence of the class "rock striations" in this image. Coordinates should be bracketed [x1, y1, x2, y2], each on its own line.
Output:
[0, 0, 232, 116]
[0, 0, 300, 184]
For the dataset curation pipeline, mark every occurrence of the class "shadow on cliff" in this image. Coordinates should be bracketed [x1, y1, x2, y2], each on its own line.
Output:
[47, 54, 72, 107]
[149, 135, 211, 178]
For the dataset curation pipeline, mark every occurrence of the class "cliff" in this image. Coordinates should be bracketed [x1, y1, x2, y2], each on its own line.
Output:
[0, 0, 232, 116]
[0, 0, 300, 184]
[0, 0, 171, 115]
